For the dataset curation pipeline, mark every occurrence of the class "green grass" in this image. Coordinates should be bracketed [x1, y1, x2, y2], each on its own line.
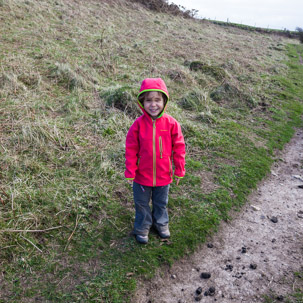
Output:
[263, 271, 303, 302]
[1, 0, 303, 302]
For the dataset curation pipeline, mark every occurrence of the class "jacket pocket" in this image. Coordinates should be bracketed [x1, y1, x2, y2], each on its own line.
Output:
[168, 156, 172, 178]
[159, 136, 163, 159]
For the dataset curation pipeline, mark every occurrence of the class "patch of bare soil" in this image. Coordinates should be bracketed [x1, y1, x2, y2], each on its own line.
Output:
[135, 129, 303, 303]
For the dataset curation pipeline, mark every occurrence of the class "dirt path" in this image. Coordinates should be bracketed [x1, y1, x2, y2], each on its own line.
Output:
[135, 129, 303, 303]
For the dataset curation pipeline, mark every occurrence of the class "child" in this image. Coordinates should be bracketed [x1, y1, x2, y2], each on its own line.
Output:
[125, 78, 186, 244]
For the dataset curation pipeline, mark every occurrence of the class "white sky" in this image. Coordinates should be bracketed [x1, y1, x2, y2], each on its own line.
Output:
[169, 0, 303, 31]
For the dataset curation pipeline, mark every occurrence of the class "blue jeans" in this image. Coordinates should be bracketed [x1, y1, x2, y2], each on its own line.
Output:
[133, 182, 170, 236]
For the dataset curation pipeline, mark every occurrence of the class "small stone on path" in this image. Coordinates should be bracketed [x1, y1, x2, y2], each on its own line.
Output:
[200, 272, 211, 279]
[251, 205, 261, 211]
[293, 175, 303, 181]
[297, 211, 303, 218]
[196, 287, 202, 295]
[225, 264, 233, 271]
[204, 287, 216, 296]
[270, 216, 278, 223]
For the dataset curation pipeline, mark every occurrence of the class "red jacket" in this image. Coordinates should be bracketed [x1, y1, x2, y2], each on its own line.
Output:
[125, 78, 186, 187]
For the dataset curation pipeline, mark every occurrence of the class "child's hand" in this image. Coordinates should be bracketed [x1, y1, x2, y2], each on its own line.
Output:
[127, 179, 133, 186]
[176, 178, 180, 186]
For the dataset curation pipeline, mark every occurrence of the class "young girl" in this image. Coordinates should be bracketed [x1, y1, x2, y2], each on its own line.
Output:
[125, 78, 186, 244]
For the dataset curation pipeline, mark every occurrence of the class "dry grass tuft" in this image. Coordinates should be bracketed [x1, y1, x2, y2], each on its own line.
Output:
[100, 86, 141, 118]
[49, 63, 89, 90]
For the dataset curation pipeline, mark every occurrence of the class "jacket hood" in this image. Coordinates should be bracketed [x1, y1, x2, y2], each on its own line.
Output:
[137, 78, 170, 119]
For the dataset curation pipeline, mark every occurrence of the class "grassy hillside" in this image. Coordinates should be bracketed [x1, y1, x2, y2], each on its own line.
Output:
[0, 0, 303, 302]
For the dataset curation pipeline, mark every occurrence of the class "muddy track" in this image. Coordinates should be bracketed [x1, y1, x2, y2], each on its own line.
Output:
[135, 129, 303, 303]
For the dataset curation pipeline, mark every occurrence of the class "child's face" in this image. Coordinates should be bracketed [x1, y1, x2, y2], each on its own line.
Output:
[143, 92, 164, 120]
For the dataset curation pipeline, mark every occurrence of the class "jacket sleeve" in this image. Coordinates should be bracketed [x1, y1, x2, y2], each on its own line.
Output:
[125, 120, 139, 180]
[171, 120, 186, 178]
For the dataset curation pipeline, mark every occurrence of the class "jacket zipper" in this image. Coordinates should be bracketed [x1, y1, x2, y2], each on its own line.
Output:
[159, 136, 163, 159]
[153, 120, 156, 187]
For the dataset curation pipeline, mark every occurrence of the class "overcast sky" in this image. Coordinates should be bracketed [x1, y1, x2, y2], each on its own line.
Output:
[169, 0, 303, 31]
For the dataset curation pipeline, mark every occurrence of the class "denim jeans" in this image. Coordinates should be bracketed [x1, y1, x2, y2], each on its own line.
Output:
[133, 181, 170, 236]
